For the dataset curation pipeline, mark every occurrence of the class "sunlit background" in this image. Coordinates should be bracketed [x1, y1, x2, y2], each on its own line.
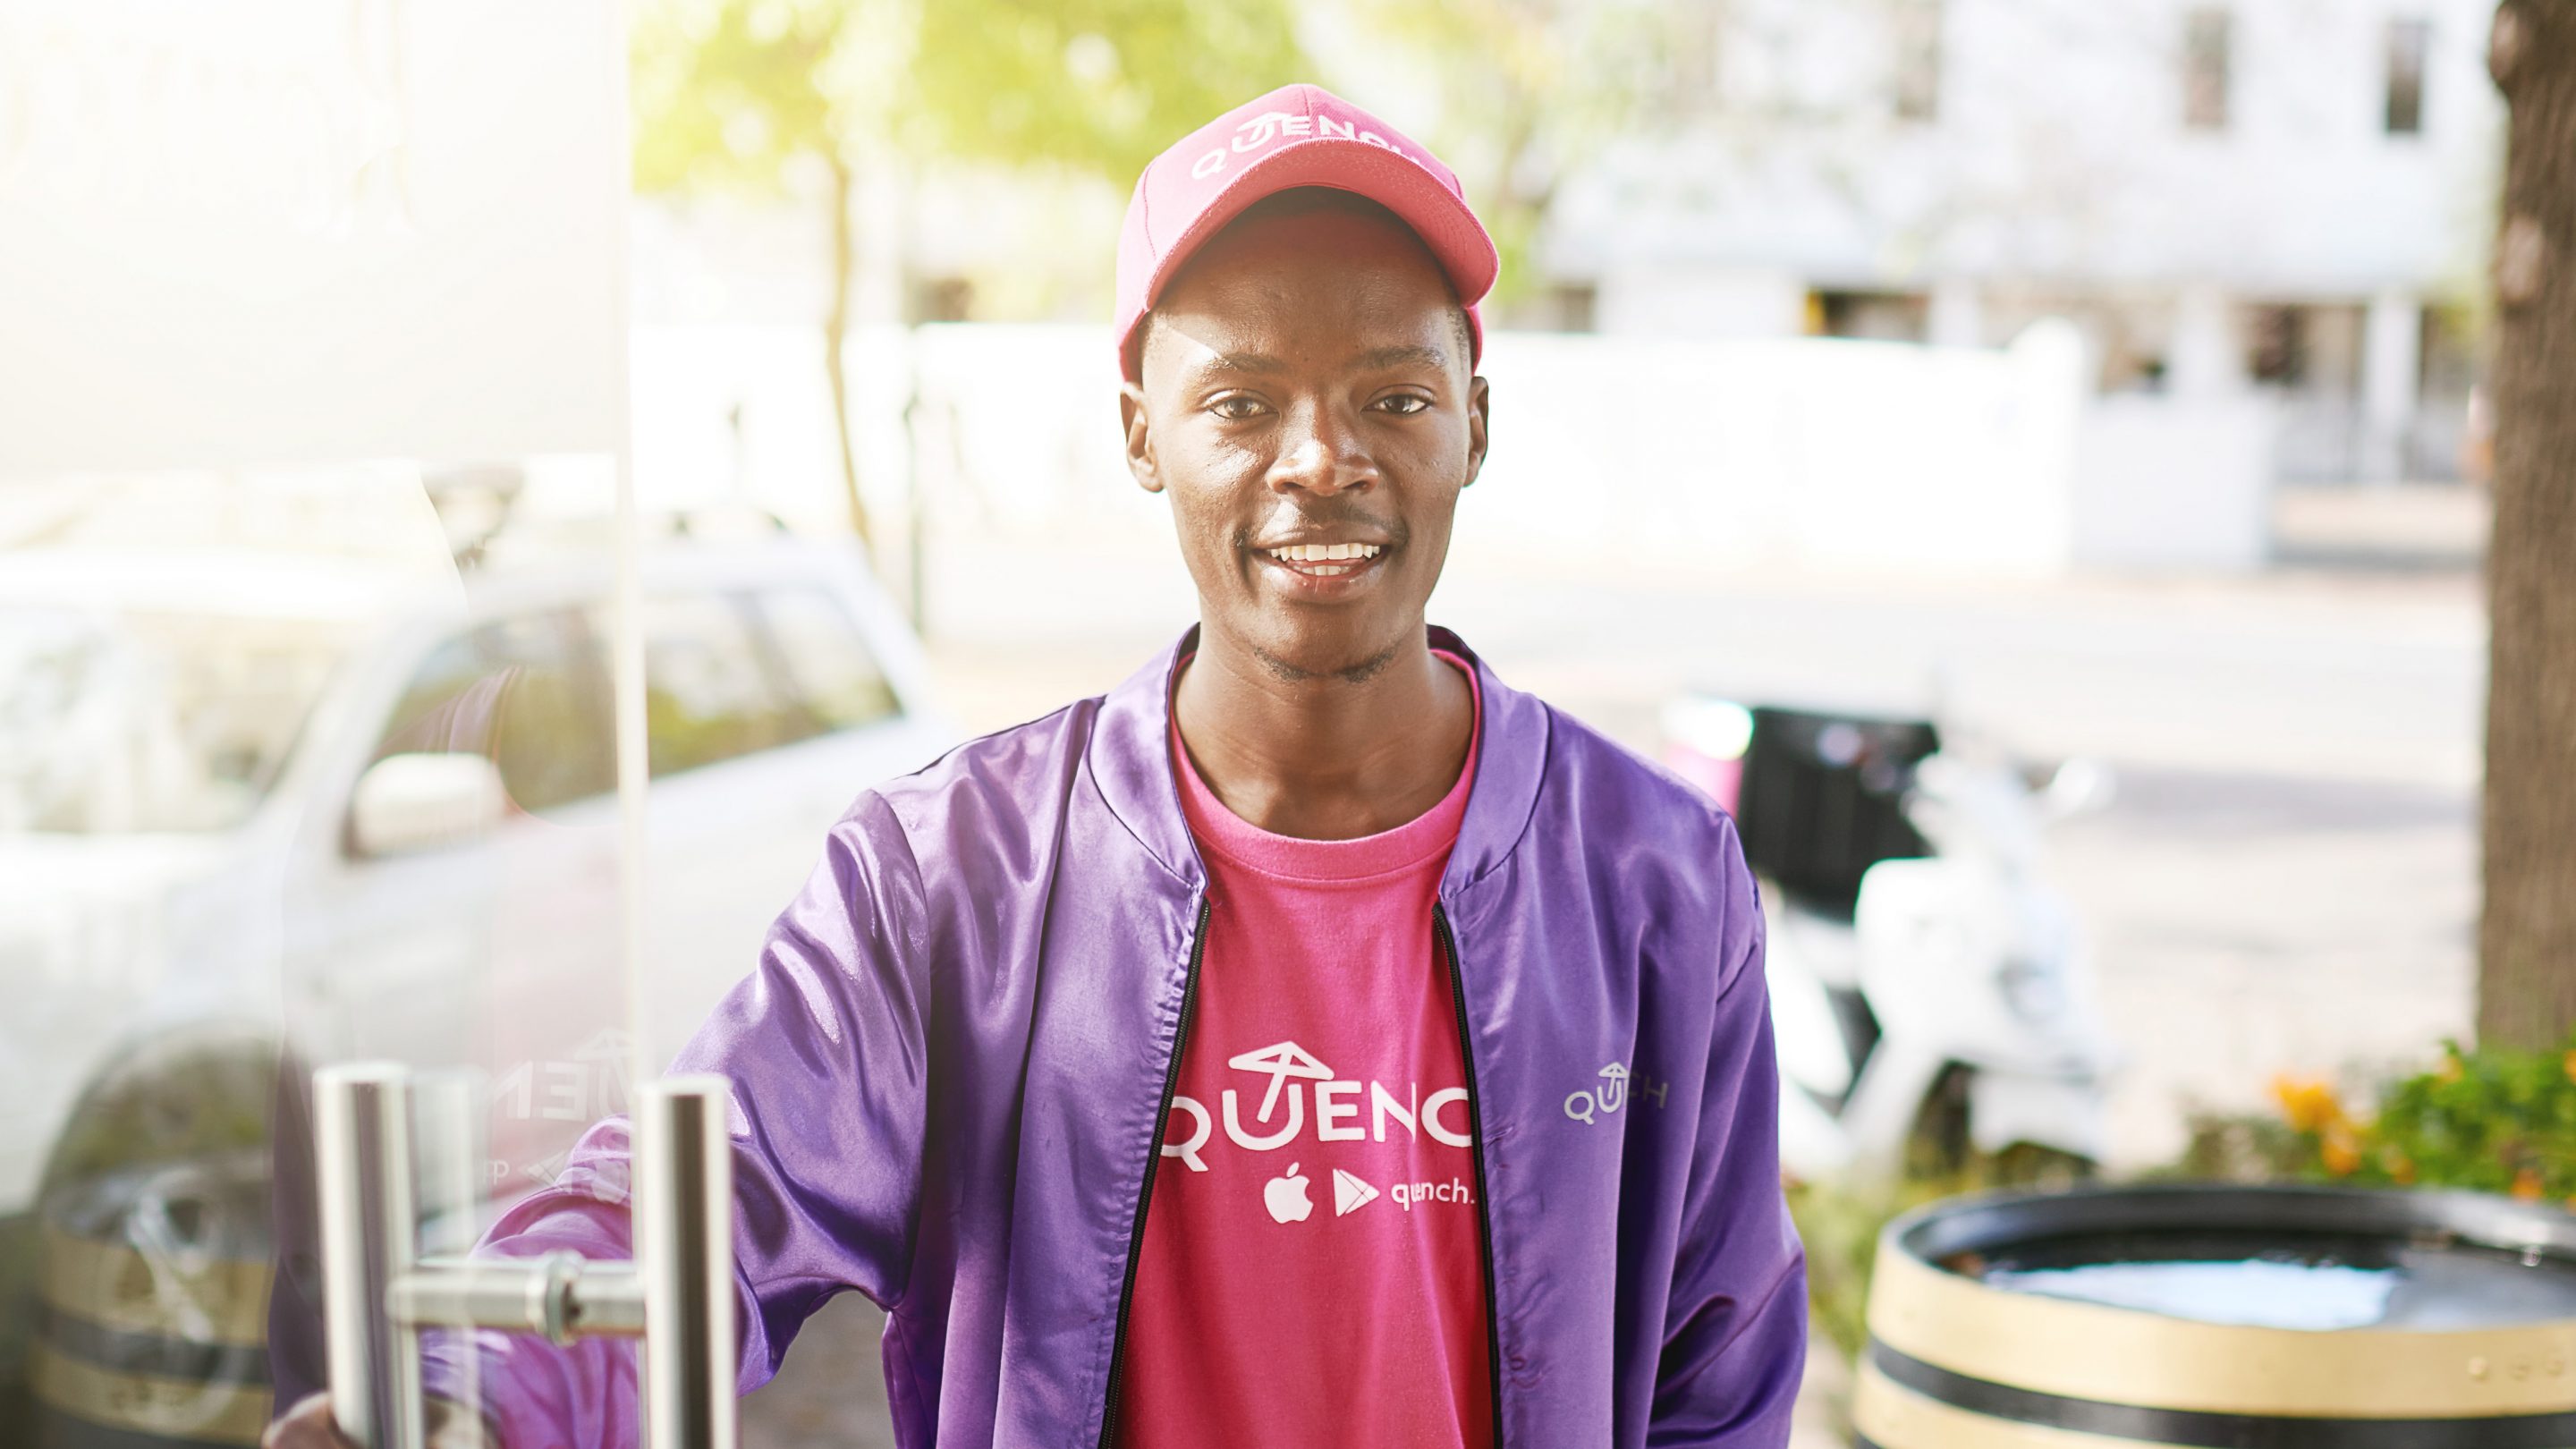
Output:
[0, 0, 2532, 1444]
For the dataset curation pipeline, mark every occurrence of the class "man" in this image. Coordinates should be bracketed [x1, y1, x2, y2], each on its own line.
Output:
[271, 82, 1806, 1448]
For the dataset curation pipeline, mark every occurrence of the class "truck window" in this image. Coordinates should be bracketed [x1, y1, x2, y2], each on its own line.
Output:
[369, 611, 614, 817]
[754, 587, 903, 740]
[627, 594, 801, 777]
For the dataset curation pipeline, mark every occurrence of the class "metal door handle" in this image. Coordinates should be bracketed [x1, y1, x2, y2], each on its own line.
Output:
[315, 1063, 738, 1449]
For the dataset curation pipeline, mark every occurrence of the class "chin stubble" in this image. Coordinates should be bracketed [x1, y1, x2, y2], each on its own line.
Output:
[1250, 640, 1402, 685]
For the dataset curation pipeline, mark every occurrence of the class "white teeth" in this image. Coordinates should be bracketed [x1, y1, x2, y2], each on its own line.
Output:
[1266, 543, 1382, 564]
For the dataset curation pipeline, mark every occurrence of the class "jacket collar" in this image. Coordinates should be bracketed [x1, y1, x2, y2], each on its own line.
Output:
[1089, 623, 1549, 901]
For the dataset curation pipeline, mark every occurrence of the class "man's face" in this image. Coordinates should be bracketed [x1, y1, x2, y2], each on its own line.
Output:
[1121, 201, 1490, 682]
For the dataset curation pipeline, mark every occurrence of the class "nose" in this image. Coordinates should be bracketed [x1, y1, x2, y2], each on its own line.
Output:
[1266, 399, 1377, 497]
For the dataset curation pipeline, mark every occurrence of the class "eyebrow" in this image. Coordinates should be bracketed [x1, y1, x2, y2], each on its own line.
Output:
[1203, 351, 1287, 376]
[1355, 343, 1448, 370]
[1189, 342, 1450, 381]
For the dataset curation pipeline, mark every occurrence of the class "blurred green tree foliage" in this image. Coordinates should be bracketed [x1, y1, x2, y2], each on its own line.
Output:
[1344, 0, 1718, 314]
[630, 0, 1309, 542]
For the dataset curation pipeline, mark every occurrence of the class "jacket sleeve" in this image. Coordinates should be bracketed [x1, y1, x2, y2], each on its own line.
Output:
[1648, 843, 1810, 1446]
[416, 792, 935, 1446]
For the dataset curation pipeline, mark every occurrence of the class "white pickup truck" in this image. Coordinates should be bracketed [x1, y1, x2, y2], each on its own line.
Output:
[1, 521, 956, 1443]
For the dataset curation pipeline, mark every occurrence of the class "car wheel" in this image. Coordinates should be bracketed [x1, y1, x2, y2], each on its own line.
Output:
[27, 1031, 283, 1448]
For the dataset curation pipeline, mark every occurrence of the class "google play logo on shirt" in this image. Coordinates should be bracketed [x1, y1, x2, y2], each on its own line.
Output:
[1262, 1165, 1472, 1223]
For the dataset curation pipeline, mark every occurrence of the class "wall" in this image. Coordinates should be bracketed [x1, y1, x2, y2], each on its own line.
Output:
[1551, 0, 2501, 301]
[0, 0, 629, 478]
[2074, 394, 2278, 571]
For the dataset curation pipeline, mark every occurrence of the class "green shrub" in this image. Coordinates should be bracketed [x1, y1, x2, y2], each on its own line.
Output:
[2156, 1029, 2576, 1206]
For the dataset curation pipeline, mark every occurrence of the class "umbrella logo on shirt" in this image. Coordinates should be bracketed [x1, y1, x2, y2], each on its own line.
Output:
[1228, 1040, 1335, 1121]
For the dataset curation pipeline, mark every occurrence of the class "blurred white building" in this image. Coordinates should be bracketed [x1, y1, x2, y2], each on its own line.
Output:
[628, 0, 2506, 570]
[1541, 0, 2501, 484]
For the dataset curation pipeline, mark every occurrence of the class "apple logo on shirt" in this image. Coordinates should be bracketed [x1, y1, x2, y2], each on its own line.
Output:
[1263, 1163, 1315, 1224]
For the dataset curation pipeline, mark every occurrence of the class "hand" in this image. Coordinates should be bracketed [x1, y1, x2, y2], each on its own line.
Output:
[264, 1393, 495, 1449]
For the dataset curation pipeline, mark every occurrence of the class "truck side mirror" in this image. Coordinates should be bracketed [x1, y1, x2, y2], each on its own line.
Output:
[2040, 758, 2114, 821]
[349, 752, 507, 858]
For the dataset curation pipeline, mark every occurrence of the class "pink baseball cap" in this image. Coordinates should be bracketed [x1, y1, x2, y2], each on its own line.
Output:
[1114, 83, 1499, 382]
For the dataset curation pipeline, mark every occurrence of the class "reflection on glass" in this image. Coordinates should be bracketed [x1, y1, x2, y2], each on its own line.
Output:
[0, 601, 360, 835]
[9, 459, 946, 1444]
[635, 594, 798, 778]
[369, 610, 615, 824]
[757, 588, 902, 737]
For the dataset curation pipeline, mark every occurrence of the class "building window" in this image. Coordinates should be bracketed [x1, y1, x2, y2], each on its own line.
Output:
[2242, 301, 2364, 391]
[1538, 283, 1599, 333]
[2244, 304, 2307, 385]
[2182, 8, 2232, 131]
[1894, 0, 1943, 123]
[909, 275, 974, 323]
[1810, 289, 1930, 343]
[2386, 18, 2428, 135]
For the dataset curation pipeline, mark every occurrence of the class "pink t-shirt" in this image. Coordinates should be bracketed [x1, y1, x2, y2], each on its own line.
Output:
[1112, 650, 1493, 1448]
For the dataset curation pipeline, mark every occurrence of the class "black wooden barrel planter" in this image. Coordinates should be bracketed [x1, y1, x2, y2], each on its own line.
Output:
[1857, 1182, 2576, 1449]
[32, 1154, 272, 1448]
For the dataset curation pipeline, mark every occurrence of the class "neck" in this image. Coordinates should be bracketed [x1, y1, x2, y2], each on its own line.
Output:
[1173, 619, 1474, 841]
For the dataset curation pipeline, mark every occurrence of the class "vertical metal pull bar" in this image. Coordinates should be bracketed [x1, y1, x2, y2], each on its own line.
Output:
[317, 1062, 425, 1449]
[317, 1066, 738, 1448]
[637, 1075, 738, 1449]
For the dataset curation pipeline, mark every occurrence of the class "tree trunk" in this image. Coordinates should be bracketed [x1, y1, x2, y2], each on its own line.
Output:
[824, 153, 875, 550]
[2478, 0, 2576, 1051]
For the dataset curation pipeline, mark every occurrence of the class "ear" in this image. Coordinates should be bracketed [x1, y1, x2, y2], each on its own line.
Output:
[1462, 374, 1492, 489]
[1120, 383, 1163, 495]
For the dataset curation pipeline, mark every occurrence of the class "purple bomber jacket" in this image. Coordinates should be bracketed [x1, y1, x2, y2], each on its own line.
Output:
[420, 624, 1809, 1447]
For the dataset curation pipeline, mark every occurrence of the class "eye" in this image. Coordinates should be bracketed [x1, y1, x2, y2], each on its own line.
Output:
[1372, 394, 1432, 416]
[1210, 394, 1270, 421]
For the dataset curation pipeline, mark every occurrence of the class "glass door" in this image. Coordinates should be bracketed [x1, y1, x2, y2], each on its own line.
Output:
[4, 455, 897, 1449]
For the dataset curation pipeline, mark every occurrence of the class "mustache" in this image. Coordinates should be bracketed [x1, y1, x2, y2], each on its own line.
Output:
[1234, 507, 1409, 551]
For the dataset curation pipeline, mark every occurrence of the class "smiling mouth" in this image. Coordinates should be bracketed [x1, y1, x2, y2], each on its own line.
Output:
[1261, 542, 1384, 578]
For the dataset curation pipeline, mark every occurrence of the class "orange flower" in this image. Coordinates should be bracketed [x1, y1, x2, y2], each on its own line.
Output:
[2563, 1049, 2576, 1087]
[2382, 1148, 2416, 1184]
[2272, 1074, 2345, 1133]
[2512, 1168, 2545, 1201]
[2321, 1127, 2362, 1177]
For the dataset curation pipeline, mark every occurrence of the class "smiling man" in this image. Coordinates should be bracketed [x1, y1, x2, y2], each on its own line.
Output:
[270, 83, 1806, 1449]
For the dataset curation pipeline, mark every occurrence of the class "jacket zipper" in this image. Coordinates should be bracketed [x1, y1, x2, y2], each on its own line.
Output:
[1436, 903, 1507, 1448]
[1097, 895, 1212, 1448]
